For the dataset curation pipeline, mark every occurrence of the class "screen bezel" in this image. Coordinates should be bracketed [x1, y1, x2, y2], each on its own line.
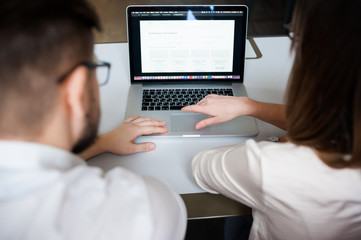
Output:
[127, 5, 248, 84]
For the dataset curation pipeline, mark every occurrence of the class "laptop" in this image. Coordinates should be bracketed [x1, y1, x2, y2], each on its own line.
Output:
[125, 5, 258, 137]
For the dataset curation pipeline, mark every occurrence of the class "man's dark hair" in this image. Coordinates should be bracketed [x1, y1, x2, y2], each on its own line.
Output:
[0, 0, 100, 137]
[286, 0, 361, 168]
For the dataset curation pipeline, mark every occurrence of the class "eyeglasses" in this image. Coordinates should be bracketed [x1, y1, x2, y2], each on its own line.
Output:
[56, 60, 111, 86]
[284, 23, 300, 43]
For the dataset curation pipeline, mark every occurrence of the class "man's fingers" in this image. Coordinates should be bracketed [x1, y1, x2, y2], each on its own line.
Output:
[136, 120, 166, 127]
[131, 117, 158, 123]
[136, 126, 168, 136]
[125, 116, 166, 127]
[124, 116, 139, 122]
[132, 142, 156, 153]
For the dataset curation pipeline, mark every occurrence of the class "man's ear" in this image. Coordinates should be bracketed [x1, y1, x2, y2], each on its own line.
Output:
[60, 66, 89, 140]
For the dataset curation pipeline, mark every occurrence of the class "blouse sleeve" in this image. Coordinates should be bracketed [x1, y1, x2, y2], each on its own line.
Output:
[192, 139, 264, 208]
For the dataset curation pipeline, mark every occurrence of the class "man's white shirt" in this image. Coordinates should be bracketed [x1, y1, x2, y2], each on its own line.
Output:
[0, 141, 186, 240]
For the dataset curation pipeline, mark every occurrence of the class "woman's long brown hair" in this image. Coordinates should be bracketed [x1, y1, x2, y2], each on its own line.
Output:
[286, 0, 361, 168]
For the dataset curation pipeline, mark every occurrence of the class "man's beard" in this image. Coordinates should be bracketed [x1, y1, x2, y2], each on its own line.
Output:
[71, 87, 100, 154]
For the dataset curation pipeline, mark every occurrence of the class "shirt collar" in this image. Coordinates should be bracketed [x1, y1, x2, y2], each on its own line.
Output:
[0, 140, 86, 171]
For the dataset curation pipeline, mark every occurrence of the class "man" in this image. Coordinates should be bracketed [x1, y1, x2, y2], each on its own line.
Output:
[0, 0, 187, 239]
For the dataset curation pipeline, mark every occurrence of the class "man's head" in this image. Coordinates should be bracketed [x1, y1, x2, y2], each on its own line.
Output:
[0, 0, 102, 153]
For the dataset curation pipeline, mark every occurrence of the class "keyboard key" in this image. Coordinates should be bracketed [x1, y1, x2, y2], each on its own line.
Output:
[170, 106, 183, 110]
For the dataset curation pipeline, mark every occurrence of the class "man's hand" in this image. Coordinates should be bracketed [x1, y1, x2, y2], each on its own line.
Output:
[79, 116, 168, 159]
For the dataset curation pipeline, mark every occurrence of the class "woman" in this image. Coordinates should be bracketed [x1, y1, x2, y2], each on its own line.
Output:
[182, 0, 361, 239]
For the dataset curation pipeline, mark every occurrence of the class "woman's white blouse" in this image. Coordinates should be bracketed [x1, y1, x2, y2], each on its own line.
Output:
[192, 140, 361, 240]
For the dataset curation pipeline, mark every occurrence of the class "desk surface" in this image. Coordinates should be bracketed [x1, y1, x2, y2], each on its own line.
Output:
[88, 36, 293, 218]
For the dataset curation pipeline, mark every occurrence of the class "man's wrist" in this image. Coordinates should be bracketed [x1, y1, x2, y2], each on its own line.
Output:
[78, 135, 106, 160]
[93, 134, 107, 154]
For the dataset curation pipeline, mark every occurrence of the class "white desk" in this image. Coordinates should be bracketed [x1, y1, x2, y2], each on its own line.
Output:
[88, 36, 294, 218]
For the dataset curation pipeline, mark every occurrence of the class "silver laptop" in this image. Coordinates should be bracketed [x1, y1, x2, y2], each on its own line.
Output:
[125, 5, 258, 137]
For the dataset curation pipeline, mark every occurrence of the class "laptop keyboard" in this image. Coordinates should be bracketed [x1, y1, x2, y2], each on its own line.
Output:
[142, 88, 233, 111]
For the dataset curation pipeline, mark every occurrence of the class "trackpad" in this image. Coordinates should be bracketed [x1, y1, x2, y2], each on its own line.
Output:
[171, 114, 210, 132]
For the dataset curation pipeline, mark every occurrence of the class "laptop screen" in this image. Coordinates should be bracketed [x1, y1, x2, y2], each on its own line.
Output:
[127, 5, 248, 83]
